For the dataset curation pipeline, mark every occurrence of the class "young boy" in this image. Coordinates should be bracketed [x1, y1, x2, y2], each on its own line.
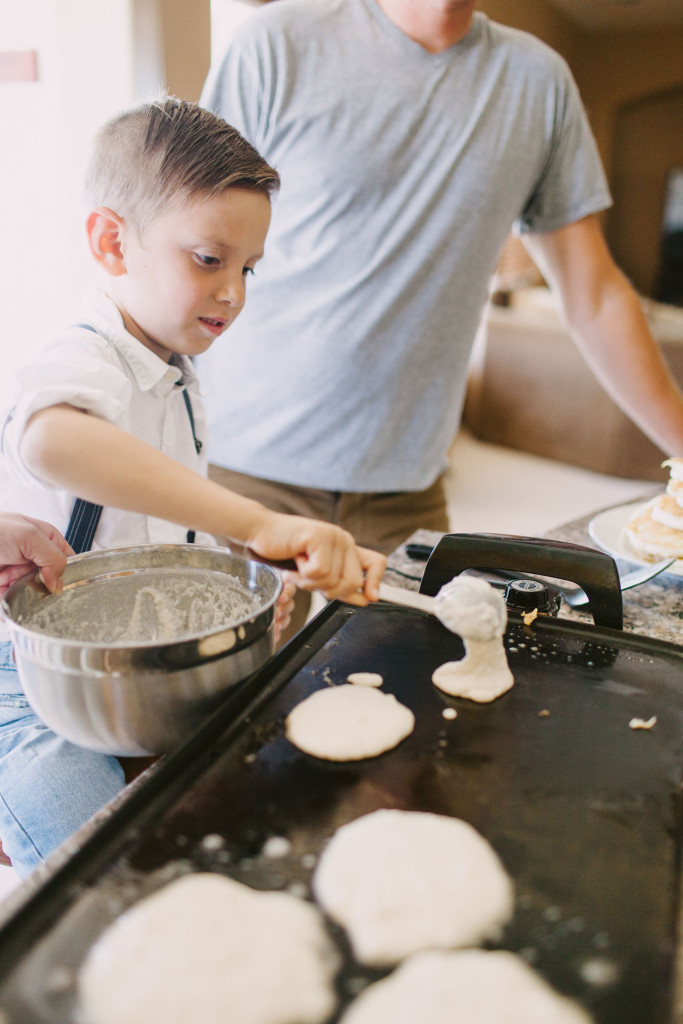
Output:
[0, 98, 385, 877]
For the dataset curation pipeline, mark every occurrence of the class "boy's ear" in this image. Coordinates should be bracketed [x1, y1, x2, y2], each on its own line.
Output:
[86, 207, 128, 277]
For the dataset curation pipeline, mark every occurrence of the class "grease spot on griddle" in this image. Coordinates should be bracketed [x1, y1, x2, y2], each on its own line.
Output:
[579, 955, 621, 987]
[262, 835, 292, 859]
[200, 833, 225, 852]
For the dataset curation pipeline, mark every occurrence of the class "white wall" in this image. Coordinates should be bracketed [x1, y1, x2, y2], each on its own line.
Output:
[210, 0, 259, 64]
[0, 0, 264, 410]
[0, 0, 135, 402]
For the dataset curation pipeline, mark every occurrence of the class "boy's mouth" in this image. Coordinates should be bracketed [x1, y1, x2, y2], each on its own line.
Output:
[198, 316, 228, 335]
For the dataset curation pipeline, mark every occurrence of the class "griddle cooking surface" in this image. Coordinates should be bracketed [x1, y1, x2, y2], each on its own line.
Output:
[1, 602, 682, 1023]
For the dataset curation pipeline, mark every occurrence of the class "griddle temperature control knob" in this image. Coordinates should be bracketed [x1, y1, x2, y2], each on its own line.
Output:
[504, 578, 560, 617]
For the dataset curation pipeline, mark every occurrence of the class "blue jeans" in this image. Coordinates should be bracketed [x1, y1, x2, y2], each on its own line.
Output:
[0, 642, 125, 878]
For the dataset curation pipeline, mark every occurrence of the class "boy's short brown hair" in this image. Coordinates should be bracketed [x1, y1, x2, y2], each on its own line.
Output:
[84, 96, 280, 232]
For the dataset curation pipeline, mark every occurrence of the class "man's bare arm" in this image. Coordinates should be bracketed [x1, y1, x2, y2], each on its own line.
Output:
[523, 215, 683, 457]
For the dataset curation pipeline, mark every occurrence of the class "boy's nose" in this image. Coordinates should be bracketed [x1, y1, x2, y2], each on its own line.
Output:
[215, 274, 245, 308]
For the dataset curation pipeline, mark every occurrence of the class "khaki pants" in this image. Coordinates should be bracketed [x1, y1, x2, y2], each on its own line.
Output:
[208, 465, 450, 640]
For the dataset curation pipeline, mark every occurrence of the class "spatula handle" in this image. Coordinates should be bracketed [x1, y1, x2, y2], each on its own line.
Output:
[378, 583, 436, 614]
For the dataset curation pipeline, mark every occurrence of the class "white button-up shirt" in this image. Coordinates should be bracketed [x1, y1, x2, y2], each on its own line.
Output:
[0, 289, 214, 553]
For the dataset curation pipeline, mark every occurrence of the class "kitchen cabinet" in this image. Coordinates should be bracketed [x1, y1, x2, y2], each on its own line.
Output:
[464, 288, 683, 482]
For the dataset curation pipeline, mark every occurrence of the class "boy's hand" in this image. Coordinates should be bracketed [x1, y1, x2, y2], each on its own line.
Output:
[274, 577, 297, 642]
[248, 514, 386, 605]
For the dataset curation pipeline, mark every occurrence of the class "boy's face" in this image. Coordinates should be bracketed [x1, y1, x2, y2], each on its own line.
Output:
[113, 189, 271, 362]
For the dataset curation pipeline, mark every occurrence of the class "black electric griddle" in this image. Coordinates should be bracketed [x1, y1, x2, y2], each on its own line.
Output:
[0, 536, 682, 1024]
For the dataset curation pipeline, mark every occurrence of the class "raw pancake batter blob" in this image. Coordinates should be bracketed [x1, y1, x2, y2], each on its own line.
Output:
[285, 684, 414, 761]
[347, 672, 384, 687]
[312, 809, 513, 967]
[432, 575, 513, 702]
[78, 873, 339, 1024]
[338, 949, 593, 1024]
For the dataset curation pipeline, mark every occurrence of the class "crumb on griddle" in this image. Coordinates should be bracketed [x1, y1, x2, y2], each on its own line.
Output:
[629, 716, 657, 730]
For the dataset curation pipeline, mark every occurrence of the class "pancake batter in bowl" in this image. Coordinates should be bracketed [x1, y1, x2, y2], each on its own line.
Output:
[20, 567, 261, 644]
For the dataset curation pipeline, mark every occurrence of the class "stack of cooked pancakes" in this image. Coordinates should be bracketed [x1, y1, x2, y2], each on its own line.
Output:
[624, 458, 683, 562]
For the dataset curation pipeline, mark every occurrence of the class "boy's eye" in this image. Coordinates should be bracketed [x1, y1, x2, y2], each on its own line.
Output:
[243, 266, 255, 278]
[196, 253, 219, 267]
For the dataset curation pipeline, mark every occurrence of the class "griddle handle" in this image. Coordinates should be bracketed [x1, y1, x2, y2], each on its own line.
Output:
[419, 533, 623, 630]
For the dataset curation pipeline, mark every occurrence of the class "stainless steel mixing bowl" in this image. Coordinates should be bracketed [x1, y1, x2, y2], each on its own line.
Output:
[0, 544, 283, 756]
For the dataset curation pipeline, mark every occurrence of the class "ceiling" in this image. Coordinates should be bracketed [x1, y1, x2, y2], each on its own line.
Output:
[545, 0, 683, 30]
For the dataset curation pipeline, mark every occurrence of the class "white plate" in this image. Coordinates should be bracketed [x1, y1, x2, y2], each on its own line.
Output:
[588, 500, 683, 577]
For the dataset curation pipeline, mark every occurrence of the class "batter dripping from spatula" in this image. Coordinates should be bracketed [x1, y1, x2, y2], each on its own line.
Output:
[431, 575, 513, 702]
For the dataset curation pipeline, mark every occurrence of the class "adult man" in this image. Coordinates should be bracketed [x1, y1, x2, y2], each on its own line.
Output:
[200, 0, 683, 628]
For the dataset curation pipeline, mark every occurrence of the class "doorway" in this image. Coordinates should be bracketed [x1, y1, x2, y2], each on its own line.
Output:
[607, 86, 683, 300]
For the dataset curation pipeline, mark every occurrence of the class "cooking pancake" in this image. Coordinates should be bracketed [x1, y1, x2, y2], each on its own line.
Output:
[78, 873, 339, 1024]
[346, 672, 384, 687]
[312, 809, 513, 968]
[338, 949, 593, 1024]
[285, 684, 414, 761]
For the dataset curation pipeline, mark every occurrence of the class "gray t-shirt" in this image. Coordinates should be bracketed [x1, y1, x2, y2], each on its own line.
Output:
[199, 0, 611, 492]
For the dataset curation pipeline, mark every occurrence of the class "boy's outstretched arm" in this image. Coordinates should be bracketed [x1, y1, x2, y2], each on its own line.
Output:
[20, 404, 385, 603]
